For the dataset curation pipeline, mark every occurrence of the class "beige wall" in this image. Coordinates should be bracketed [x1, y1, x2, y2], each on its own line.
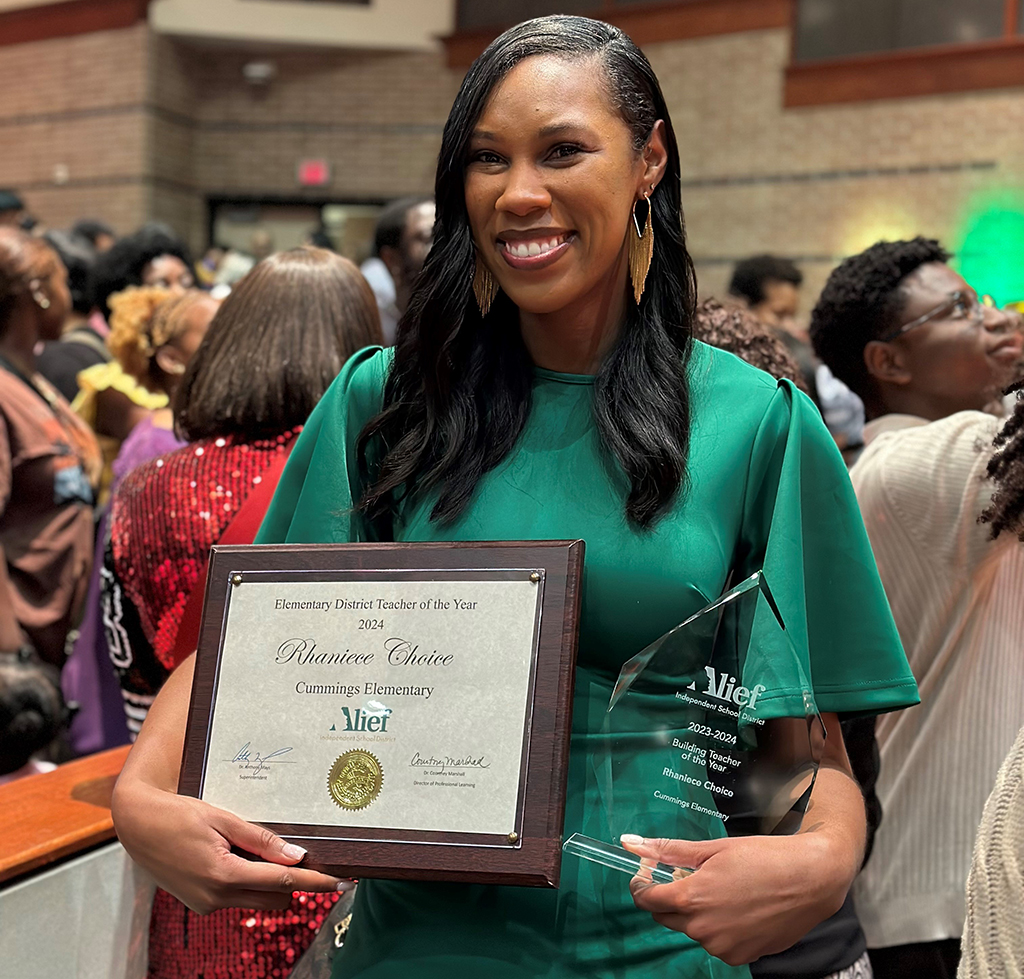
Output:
[649, 28, 1024, 306]
[150, 0, 454, 52]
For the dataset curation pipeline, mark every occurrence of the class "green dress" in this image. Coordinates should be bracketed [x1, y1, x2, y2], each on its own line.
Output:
[257, 342, 919, 979]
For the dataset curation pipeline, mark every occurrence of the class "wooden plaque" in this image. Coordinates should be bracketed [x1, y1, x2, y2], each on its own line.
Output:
[179, 540, 584, 888]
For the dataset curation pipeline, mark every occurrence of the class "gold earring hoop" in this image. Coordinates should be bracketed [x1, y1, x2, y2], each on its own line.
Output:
[628, 191, 654, 305]
[473, 253, 498, 317]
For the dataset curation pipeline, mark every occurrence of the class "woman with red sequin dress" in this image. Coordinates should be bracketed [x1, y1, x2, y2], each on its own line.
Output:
[103, 247, 382, 979]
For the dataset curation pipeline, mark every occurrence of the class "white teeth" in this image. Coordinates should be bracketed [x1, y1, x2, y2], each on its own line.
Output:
[505, 236, 565, 258]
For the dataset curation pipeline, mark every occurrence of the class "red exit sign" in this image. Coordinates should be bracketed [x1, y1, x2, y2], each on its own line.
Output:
[297, 159, 330, 187]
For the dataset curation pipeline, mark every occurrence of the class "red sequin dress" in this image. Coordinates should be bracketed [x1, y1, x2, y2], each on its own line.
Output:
[102, 430, 339, 979]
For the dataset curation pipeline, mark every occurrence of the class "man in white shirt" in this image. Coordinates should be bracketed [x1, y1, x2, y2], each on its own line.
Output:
[361, 196, 434, 345]
[809, 237, 1024, 979]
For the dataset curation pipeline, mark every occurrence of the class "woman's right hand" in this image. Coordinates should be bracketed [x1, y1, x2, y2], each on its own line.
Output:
[110, 652, 349, 914]
[112, 777, 350, 914]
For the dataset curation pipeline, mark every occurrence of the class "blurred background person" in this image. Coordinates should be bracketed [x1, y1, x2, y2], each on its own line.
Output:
[958, 718, 1024, 979]
[361, 195, 434, 344]
[102, 246, 379, 979]
[194, 244, 226, 289]
[691, 296, 808, 391]
[71, 219, 116, 254]
[74, 224, 194, 503]
[88, 223, 194, 326]
[62, 287, 218, 756]
[0, 227, 100, 667]
[0, 649, 69, 785]
[810, 237, 1024, 979]
[306, 224, 335, 250]
[958, 387, 1024, 978]
[214, 228, 275, 287]
[34, 229, 106, 402]
[109, 288, 219, 473]
[731, 254, 866, 456]
[729, 254, 804, 331]
[729, 254, 811, 384]
[0, 190, 25, 228]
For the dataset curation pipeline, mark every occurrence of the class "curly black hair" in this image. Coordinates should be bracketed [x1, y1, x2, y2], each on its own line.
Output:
[88, 222, 192, 318]
[981, 380, 1024, 540]
[692, 298, 808, 393]
[809, 237, 950, 404]
[728, 255, 803, 306]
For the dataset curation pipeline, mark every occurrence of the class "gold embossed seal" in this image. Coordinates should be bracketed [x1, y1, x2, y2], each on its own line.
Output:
[327, 750, 383, 810]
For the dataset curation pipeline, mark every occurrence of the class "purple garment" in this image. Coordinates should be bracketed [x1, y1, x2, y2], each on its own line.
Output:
[63, 419, 185, 755]
[111, 417, 185, 491]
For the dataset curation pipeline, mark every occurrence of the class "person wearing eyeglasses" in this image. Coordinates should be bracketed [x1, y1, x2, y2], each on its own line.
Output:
[809, 237, 1024, 979]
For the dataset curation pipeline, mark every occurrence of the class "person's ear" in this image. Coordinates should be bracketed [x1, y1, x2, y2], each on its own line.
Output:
[155, 346, 186, 377]
[864, 339, 912, 387]
[640, 120, 669, 195]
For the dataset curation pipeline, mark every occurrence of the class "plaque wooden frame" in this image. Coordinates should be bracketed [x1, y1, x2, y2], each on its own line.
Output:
[179, 540, 584, 888]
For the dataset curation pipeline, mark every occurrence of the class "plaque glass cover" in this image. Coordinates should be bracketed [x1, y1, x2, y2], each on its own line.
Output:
[199, 571, 542, 839]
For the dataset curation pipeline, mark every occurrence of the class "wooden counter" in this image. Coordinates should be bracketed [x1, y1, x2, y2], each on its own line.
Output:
[0, 745, 130, 885]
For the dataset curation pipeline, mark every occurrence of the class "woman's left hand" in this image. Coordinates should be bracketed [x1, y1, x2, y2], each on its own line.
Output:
[623, 830, 853, 966]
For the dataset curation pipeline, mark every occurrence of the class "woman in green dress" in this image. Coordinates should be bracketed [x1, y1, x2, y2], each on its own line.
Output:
[112, 16, 918, 978]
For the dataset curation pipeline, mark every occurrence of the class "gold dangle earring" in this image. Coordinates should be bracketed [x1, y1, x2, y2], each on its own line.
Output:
[628, 191, 654, 305]
[473, 253, 499, 317]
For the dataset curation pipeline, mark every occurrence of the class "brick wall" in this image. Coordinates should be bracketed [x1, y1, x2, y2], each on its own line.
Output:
[187, 44, 460, 202]
[146, 33, 462, 251]
[0, 22, 151, 233]
[0, 24, 462, 253]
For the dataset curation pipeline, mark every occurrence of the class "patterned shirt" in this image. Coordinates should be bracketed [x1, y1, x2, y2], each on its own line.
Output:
[851, 412, 1024, 946]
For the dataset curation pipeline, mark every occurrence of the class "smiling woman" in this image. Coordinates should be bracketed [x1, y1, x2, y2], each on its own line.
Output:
[359, 17, 694, 529]
[110, 15, 920, 979]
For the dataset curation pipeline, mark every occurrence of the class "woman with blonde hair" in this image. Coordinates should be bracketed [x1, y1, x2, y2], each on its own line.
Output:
[73, 286, 214, 503]
[62, 287, 218, 755]
[106, 286, 219, 481]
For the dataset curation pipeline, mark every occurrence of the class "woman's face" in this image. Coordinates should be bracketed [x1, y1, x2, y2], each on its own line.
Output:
[143, 254, 194, 291]
[464, 54, 663, 316]
[35, 261, 70, 342]
[155, 295, 219, 384]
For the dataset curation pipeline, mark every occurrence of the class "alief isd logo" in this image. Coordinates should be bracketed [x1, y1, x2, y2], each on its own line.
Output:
[341, 703, 391, 733]
[701, 665, 766, 709]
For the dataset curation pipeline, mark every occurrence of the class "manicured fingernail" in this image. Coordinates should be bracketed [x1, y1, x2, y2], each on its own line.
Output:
[282, 843, 307, 860]
[620, 834, 644, 846]
[336, 880, 355, 892]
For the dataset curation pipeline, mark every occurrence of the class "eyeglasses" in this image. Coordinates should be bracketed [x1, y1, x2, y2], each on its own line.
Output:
[880, 290, 1001, 342]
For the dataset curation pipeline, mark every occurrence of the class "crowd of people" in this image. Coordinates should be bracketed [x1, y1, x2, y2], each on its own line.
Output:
[2, 12, 1024, 979]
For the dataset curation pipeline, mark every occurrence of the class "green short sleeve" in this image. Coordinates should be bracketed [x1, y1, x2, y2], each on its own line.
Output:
[742, 381, 919, 716]
[256, 346, 391, 546]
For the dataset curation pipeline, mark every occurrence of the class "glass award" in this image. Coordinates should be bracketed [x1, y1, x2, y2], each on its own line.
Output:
[564, 571, 826, 884]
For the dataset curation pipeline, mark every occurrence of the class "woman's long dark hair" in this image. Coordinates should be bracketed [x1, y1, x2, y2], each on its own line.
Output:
[359, 15, 697, 528]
